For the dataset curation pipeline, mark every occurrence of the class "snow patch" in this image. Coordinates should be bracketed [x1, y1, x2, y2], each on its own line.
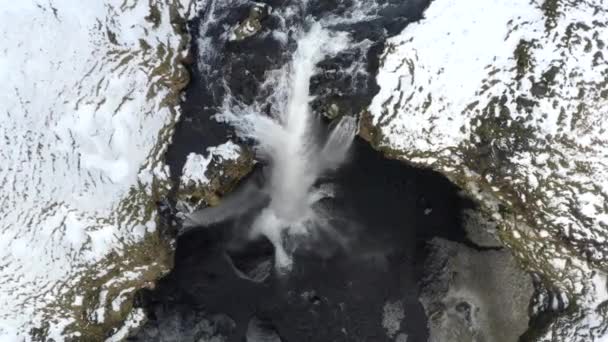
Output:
[182, 141, 243, 186]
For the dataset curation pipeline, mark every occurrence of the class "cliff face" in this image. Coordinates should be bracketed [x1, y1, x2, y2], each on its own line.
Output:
[365, 0, 608, 339]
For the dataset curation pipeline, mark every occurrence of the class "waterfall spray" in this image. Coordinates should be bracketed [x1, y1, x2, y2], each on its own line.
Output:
[186, 22, 357, 272]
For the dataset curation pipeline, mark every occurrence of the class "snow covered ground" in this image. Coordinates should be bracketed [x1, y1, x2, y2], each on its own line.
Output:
[182, 141, 243, 187]
[368, 0, 608, 339]
[0, 0, 193, 340]
[2, 0, 606, 339]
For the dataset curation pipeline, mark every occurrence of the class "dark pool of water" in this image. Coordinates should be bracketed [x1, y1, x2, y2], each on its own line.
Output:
[139, 1, 474, 341]
[131, 137, 474, 342]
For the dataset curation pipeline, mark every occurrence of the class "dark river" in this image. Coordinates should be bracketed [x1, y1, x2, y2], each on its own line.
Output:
[127, 1, 479, 341]
[131, 136, 474, 341]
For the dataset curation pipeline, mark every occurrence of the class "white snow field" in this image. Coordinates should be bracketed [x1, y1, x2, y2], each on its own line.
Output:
[0, 0, 193, 340]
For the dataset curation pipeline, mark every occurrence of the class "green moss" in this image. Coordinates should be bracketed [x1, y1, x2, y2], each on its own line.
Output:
[466, 96, 535, 187]
[462, 100, 480, 114]
[28, 214, 174, 341]
[61, 232, 173, 341]
[138, 39, 151, 51]
[169, 1, 188, 35]
[232, 5, 268, 41]
[31, 173, 176, 340]
[233, 19, 262, 41]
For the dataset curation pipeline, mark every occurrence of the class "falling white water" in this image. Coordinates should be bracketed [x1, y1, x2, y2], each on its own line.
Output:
[206, 22, 357, 271]
[264, 23, 349, 222]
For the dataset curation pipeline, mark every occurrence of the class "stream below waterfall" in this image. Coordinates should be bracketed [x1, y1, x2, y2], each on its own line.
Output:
[132, 137, 473, 342]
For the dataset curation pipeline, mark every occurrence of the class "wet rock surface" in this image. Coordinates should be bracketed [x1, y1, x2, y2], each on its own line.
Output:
[0, 1, 193, 339]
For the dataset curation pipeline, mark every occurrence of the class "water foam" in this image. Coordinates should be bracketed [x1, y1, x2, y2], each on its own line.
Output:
[194, 22, 357, 271]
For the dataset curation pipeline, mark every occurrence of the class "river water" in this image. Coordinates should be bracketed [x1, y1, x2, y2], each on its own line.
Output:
[134, 137, 474, 341]
[128, 1, 482, 341]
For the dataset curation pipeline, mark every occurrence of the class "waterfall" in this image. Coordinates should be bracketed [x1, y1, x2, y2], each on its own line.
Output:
[187, 22, 357, 272]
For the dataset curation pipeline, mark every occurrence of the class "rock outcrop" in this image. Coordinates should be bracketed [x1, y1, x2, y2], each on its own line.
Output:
[176, 141, 254, 213]
[421, 238, 534, 342]
[230, 3, 272, 41]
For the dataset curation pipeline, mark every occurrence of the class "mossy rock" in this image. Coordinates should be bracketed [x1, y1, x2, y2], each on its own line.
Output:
[177, 145, 255, 212]
[232, 3, 271, 41]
